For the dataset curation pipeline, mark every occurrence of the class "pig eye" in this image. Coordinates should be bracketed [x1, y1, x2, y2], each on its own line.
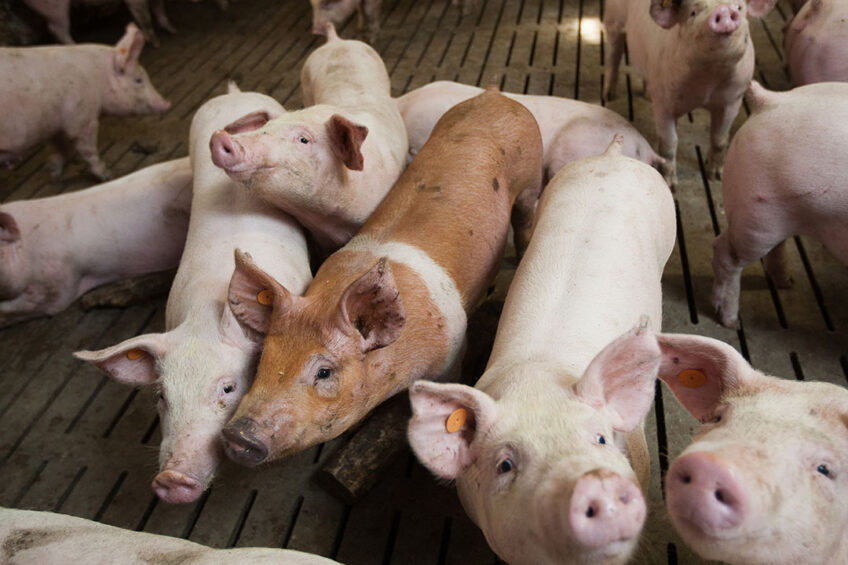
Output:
[316, 367, 332, 380]
[497, 458, 514, 474]
[817, 464, 832, 478]
[134, 77, 144, 85]
[223, 384, 235, 394]
[299, 136, 310, 144]
[596, 434, 607, 445]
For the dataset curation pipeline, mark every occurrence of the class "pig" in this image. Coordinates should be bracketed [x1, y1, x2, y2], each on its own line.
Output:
[711, 81, 848, 328]
[308, 0, 380, 43]
[407, 137, 676, 565]
[210, 24, 407, 253]
[74, 85, 312, 504]
[784, 0, 848, 86]
[0, 507, 340, 564]
[603, 0, 776, 187]
[220, 86, 543, 467]
[397, 80, 664, 183]
[656, 332, 848, 565]
[0, 23, 170, 181]
[0, 157, 191, 328]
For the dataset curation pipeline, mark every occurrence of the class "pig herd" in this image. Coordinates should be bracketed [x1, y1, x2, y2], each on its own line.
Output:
[1, 0, 847, 563]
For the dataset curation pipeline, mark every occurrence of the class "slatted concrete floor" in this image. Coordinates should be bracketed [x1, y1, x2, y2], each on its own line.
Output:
[1, 0, 845, 563]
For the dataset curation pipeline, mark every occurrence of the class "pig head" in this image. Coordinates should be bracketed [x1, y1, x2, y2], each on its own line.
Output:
[658, 333, 848, 565]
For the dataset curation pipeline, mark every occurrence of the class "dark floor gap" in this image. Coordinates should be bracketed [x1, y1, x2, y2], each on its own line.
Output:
[181, 487, 212, 539]
[758, 18, 783, 63]
[793, 236, 835, 332]
[694, 146, 720, 236]
[459, 31, 477, 68]
[53, 466, 88, 513]
[65, 376, 110, 435]
[523, 74, 530, 95]
[763, 270, 789, 329]
[141, 415, 160, 445]
[552, 27, 560, 67]
[135, 494, 159, 531]
[789, 352, 806, 381]
[654, 380, 670, 499]
[573, 0, 583, 100]
[841, 356, 848, 386]
[103, 389, 140, 439]
[474, 0, 508, 86]
[227, 489, 258, 548]
[505, 32, 517, 67]
[674, 200, 699, 324]
[528, 30, 538, 67]
[515, 0, 526, 24]
[736, 322, 751, 362]
[11, 460, 48, 508]
[381, 510, 403, 565]
[667, 542, 679, 565]
[94, 471, 128, 522]
[625, 73, 633, 122]
[330, 504, 353, 559]
[437, 516, 453, 565]
[281, 496, 305, 548]
[313, 442, 325, 464]
[437, 32, 457, 68]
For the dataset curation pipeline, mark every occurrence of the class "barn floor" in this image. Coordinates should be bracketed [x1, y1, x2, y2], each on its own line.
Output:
[1, 0, 845, 563]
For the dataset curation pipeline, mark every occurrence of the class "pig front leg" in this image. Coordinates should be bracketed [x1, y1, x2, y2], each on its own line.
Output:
[602, 25, 625, 101]
[151, 0, 177, 33]
[45, 134, 76, 179]
[25, 0, 75, 43]
[359, 0, 381, 44]
[705, 99, 742, 181]
[68, 122, 110, 181]
[653, 108, 678, 188]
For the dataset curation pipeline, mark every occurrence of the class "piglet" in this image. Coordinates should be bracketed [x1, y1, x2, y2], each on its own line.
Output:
[657, 332, 848, 564]
[784, 0, 848, 85]
[407, 137, 676, 565]
[308, 0, 380, 43]
[210, 24, 407, 252]
[0, 24, 170, 181]
[604, 0, 776, 186]
[0, 157, 191, 328]
[75, 86, 312, 504]
[397, 80, 663, 182]
[221, 86, 542, 467]
[712, 81, 848, 328]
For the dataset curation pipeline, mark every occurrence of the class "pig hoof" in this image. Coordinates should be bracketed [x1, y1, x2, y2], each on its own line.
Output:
[94, 170, 112, 182]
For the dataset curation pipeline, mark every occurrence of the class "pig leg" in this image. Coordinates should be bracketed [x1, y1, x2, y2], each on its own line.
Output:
[762, 240, 794, 289]
[124, 0, 160, 47]
[151, 0, 177, 33]
[67, 123, 110, 181]
[45, 134, 75, 179]
[653, 108, 679, 188]
[25, 0, 75, 44]
[362, 0, 381, 43]
[705, 100, 742, 181]
[603, 25, 625, 101]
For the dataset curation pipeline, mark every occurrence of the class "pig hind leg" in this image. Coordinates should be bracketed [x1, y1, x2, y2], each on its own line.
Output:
[68, 123, 110, 181]
[653, 107, 679, 188]
[151, 0, 176, 33]
[603, 26, 625, 101]
[511, 182, 541, 259]
[705, 100, 742, 181]
[762, 240, 794, 289]
[46, 134, 76, 179]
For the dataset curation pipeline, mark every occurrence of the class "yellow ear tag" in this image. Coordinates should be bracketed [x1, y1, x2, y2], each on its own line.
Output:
[256, 289, 273, 306]
[446, 408, 467, 434]
[678, 369, 706, 388]
[126, 348, 144, 360]
[661, 0, 672, 6]
[120, 47, 126, 54]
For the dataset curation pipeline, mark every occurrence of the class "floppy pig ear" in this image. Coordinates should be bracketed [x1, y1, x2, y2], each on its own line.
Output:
[74, 332, 169, 386]
[224, 111, 277, 135]
[0, 211, 20, 243]
[328, 114, 368, 171]
[228, 249, 293, 335]
[114, 23, 145, 73]
[656, 333, 752, 422]
[649, 0, 681, 28]
[338, 257, 405, 352]
[575, 322, 662, 432]
[746, 0, 777, 18]
[408, 380, 498, 479]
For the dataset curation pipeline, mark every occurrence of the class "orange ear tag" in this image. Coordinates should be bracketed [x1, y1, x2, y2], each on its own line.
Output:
[126, 348, 144, 360]
[446, 408, 467, 434]
[120, 47, 126, 54]
[678, 369, 706, 388]
[256, 289, 273, 306]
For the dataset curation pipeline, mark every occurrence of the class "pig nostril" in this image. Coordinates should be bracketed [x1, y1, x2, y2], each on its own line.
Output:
[585, 505, 596, 519]
[715, 489, 726, 504]
[681, 473, 692, 484]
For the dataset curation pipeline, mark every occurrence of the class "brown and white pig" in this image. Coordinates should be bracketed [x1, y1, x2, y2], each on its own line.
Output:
[0, 508, 340, 564]
[711, 81, 848, 328]
[209, 24, 407, 253]
[74, 86, 312, 504]
[603, 0, 776, 186]
[657, 333, 848, 564]
[784, 0, 848, 86]
[308, 0, 381, 43]
[397, 80, 664, 182]
[0, 157, 191, 328]
[221, 86, 542, 467]
[407, 137, 676, 565]
[0, 24, 170, 181]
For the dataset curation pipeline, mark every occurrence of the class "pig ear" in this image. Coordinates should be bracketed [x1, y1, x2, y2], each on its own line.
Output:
[745, 0, 777, 18]
[223, 111, 279, 135]
[328, 114, 369, 171]
[74, 332, 170, 386]
[408, 380, 499, 479]
[574, 322, 662, 432]
[0, 211, 20, 243]
[338, 257, 406, 352]
[649, 0, 682, 28]
[228, 249, 293, 335]
[114, 23, 145, 74]
[656, 333, 755, 422]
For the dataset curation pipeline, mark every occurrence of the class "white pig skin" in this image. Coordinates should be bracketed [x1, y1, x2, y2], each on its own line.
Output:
[0, 157, 191, 328]
[397, 80, 664, 182]
[407, 137, 676, 565]
[0, 507, 340, 564]
[603, 0, 776, 187]
[0, 24, 171, 181]
[75, 87, 312, 504]
[210, 25, 407, 252]
[784, 0, 848, 86]
[657, 333, 848, 565]
[711, 81, 848, 328]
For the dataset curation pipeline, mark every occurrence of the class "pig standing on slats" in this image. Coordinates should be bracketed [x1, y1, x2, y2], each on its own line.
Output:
[407, 137, 676, 565]
[657, 333, 848, 565]
[74, 85, 312, 504]
[711, 81, 848, 328]
[0, 157, 191, 328]
[221, 86, 542, 467]
[603, 0, 776, 187]
[0, 24, 170, 181]
[210, 24, 407, 253]
[784, 0, 848, 85]
[308, 0, 381, 43]
[397, 80, 664, 181]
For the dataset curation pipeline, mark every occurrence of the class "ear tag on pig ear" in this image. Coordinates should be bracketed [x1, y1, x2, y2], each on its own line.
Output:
[126, 348, 144, 361]
[256, 289, 273, 306]
[446, 408, 467, 434]
[678, 369, 707, 388]
[120, 47, 126, 54]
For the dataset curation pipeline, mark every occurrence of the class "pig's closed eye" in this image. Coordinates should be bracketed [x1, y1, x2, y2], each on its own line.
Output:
[134, 77, 144, 85]
[497, 458, 514, 474]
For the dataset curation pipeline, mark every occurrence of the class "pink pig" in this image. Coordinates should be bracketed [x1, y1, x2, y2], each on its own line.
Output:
[0, 24, 170, 181]
[308, 0, 381, 43]
[712, 81, 848, 328]
[784, 0, 848, 86]
[0, 157, 191, 329]
[604, 0, 776, 186]
[657, 332, 848, 564]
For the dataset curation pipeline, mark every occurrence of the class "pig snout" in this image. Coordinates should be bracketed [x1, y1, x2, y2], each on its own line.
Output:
[568, 469, 647, 549]
[222, 417, 269, 467]
[209, 130, 246, 173]
[708, 4, 742, 35]
[152, 469, 203, 504]
[666, 452, 747, 534]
